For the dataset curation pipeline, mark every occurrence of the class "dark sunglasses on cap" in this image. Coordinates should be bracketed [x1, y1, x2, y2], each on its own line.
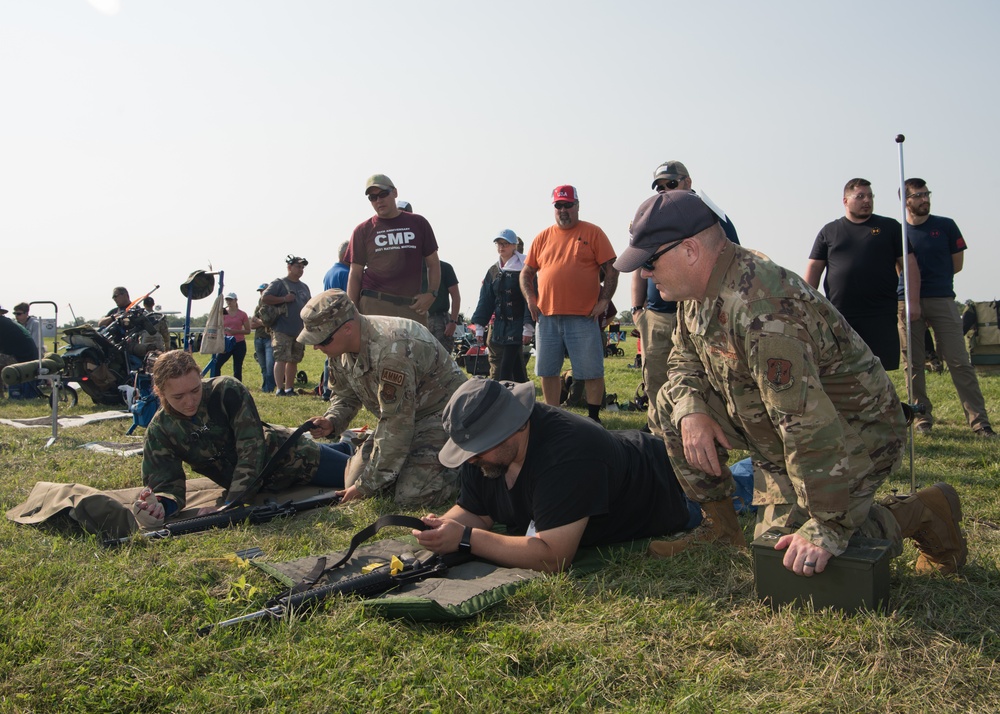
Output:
[367, 189, 391, 202]
[655, 179, 681, 192]
[286, 255, 308, 266]
[641, 240, 685, 270]
[554, 201, 577, 210]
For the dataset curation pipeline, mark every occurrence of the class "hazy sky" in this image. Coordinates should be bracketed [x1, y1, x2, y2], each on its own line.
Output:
[3, 1, 998, 324]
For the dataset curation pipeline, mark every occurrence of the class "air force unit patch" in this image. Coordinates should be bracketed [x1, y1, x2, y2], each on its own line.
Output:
[756, 333, 807, 415]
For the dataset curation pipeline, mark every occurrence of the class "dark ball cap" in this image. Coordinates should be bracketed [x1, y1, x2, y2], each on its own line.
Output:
[614, 190, 719, 273]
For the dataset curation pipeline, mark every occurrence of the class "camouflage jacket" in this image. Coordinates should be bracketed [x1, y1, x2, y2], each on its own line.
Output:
[324, 315, 467, 497]
[666, 242, 906, 554]
[142, 376, 320, 510]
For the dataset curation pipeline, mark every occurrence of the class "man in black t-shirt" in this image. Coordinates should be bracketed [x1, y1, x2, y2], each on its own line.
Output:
[413, 379, 694, 572]
[804, 177, 921, 370]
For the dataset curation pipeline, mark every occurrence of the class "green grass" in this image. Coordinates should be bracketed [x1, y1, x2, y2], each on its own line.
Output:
[1, 341, 999, 713]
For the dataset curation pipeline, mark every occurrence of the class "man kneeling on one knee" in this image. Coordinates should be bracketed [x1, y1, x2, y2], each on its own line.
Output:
[413, 378, 698, 572]
[613, 189, 967, 577]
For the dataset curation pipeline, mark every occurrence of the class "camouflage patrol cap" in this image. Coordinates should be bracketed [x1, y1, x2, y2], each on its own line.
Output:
[614, 190, 719, 273]
[439, 379, 535, 468]
[297, 289, 357, 345]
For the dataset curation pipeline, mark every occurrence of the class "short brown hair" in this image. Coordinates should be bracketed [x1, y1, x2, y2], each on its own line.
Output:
[843, 178, 871, 195]
[151, 350, 200, 392]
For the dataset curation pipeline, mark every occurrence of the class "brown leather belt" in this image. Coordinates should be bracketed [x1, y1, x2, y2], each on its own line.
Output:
[360, 289, 415, 306]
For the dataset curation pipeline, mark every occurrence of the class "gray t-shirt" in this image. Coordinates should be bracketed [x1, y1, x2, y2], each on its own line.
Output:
[262, 277, 311, 336]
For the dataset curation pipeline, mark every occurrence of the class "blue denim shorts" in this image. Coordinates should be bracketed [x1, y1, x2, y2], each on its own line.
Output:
[534, 314, 605, 379]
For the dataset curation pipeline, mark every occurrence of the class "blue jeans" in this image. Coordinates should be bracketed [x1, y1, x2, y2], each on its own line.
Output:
[309, 441, 354, 489]
[254, 336, 275, 393]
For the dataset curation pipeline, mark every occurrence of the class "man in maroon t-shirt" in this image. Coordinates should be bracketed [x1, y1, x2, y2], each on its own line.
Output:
[345, 174, 441, 326]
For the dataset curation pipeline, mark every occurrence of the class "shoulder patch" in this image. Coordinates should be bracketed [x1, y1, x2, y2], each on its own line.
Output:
[380, 368, 405, 386]
[755, 333, 808, 415]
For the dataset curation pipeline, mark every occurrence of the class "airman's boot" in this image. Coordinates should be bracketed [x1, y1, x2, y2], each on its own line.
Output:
[647, 500, 746, 558]
[881, 483, 968, 575]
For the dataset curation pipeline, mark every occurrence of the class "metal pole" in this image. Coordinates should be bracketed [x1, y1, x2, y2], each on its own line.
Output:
[895, 134, 916, 495]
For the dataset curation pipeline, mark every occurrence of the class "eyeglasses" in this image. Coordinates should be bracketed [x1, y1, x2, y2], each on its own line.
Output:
[906, 191, 932, 200]
[655, 179, 681, 192]
[13, 312, 24, 316]
[641, 240, 685, 271]
[316, 322, 346, 347]
[554, 201, 577, 210]
[367, 189, 391, 202]
[847, 193, 874, 201]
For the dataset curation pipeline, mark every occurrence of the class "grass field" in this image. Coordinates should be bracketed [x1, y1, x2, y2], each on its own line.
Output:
[1, 338, 998, 713]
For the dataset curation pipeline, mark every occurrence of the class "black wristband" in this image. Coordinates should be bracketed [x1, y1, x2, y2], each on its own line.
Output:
[458, 525, 473, 554]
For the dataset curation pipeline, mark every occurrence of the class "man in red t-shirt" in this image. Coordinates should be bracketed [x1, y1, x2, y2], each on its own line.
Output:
[345, 174, 441, 326]
[520, 185, 618, 422]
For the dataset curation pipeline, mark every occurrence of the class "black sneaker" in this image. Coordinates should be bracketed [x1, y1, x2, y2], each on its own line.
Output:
[975, 426, 998, 438]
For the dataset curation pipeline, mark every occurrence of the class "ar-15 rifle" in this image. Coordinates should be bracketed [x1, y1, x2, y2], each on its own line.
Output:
[197, 549, 470, 635]
[102, 490, 341, 548]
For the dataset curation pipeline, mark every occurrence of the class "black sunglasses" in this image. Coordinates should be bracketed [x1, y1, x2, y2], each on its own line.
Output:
[13, 312, 25, 316]
[655, 179, 681, 192]
[367, 189, 391, 202]
[641, 240, 685, 270]
[316, 321, 347, 347]
[554, 201, 577, 210]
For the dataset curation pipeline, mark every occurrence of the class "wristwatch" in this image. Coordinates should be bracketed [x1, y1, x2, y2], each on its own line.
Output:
[431, 290, 439, 298]
[458, 525, 473, 555]
[631, 305, 645, 314]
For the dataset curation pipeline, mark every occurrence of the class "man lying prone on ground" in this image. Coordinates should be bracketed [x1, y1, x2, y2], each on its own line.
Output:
[413, 378, 699, 572]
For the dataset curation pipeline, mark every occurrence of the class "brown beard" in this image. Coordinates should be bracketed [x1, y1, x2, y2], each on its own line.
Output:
[480, 463, 507, 480]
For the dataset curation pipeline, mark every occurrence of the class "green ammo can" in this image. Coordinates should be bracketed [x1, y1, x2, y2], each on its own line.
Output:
[751, 528, 893, 613]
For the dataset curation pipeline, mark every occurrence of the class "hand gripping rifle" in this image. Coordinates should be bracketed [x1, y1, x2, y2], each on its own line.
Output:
[197, 515, 470, 635]
[104, 420, 332, 547]
[101, 490, 341, 547]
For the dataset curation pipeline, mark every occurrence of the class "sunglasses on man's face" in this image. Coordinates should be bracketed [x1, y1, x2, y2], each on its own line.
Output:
[655, 179, 681, 193]
[554, 201, 576, 210]
[367, 189, 391, 202]
[641, 240, 685, 271]
[13, 312, 24, 316]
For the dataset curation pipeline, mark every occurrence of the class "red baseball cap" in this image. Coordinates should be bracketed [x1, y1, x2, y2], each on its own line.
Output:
[551, 185, 579, 204]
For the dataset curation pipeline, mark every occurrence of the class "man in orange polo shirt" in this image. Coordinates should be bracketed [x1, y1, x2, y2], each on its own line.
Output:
[520, 185, 618, 423]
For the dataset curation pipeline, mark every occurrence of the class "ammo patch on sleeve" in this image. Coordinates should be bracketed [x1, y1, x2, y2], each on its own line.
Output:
[378, 367, 407, 413]
[755, 333, 807, 415]
[380, 368, 405, 386]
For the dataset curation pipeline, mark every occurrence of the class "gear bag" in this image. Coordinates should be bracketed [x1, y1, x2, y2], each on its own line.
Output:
[963, 300, 1000, 366]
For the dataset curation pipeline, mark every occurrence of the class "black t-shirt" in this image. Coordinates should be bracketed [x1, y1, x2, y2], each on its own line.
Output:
[457, 403, 689, 547]
[809, 215, 905, 318]
[0, 316, 37, 362]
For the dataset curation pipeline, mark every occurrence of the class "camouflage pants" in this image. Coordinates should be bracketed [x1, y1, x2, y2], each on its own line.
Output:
[344, 414, 459, 508]
[655, 386, 904, 555]
[427, 313, 453, 351]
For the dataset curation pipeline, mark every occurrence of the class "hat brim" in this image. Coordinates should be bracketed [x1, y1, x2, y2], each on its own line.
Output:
[614, 244, 659, 273]
[438, 381, 536, 468]
[297, 326, 330, 345]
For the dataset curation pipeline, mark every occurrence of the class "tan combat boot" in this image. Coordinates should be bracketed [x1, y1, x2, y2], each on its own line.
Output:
[881, 482, 968, 575]
[647, 500, 746, 558]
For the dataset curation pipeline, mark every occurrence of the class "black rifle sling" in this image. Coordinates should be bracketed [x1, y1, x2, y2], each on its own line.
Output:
[287, 514, 429, 595]
[225, 419, 315, 507]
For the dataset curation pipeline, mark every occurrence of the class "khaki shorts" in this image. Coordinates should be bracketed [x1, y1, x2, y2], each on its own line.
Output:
[272, 330, 305, 363]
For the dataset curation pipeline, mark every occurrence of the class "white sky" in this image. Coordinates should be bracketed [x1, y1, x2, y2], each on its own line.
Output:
[3, 1, 999, 323]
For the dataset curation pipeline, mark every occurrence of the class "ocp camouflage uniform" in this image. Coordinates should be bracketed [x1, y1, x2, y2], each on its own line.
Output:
[142, 376, 320, 510]
[654, 242, 907, 557]
[324, 314, 467, 507]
